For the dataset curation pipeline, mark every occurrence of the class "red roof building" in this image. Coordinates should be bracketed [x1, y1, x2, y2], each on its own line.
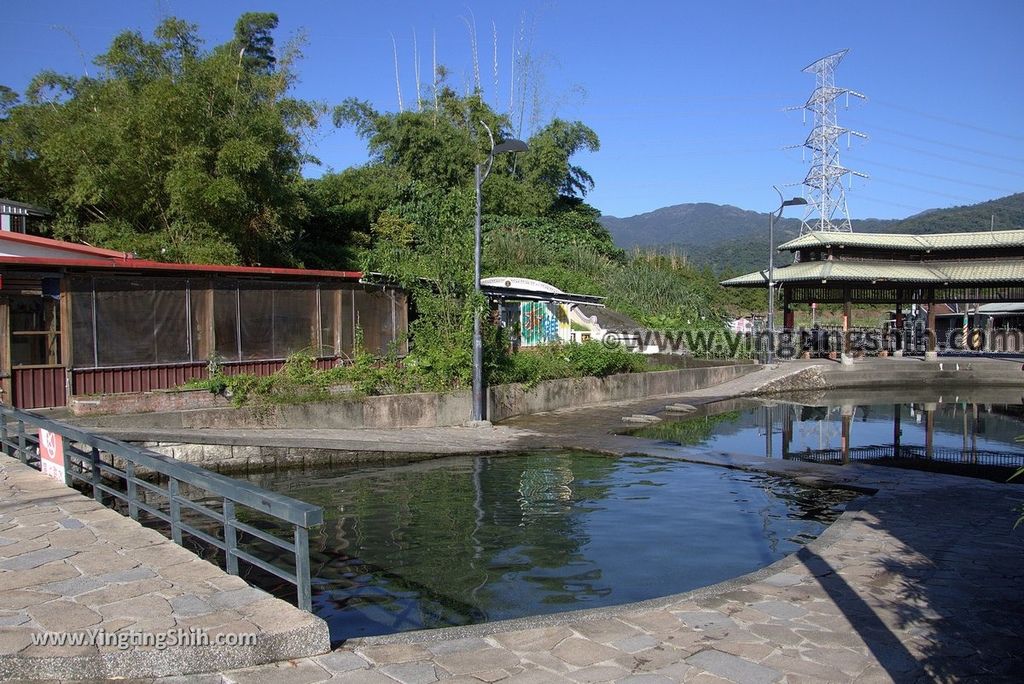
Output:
[0, 232, 407, 408]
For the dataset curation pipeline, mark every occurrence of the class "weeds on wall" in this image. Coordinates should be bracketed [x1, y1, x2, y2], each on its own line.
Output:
[189, 337, 648, 407]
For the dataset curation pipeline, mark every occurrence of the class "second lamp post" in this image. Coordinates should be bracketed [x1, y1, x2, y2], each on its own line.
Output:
[766, 186, 808, 364]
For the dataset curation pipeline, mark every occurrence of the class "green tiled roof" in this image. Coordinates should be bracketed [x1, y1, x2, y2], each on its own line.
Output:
[720, 259, 1024, 287]
[778, 229, 1024, 252]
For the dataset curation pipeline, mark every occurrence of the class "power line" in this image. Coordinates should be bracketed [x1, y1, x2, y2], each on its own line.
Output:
[863, 176, 982, 204]
[855, 194, 928, 213]
[855, 157, 1017, 195]
[846, 120, 1024, 164]
[873, 99, 1024, 143]
[850, 139, 1024, 178]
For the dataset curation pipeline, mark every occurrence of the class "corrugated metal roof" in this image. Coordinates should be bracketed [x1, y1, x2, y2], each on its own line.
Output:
[778, 229, 1024, 252]
[577, 304, 640, 331]
[977, 302, 1024, 315]
[721, 259, 1024, 287]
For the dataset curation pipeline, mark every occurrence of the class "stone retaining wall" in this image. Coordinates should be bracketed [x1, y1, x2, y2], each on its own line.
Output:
[74, 361, 759, 432]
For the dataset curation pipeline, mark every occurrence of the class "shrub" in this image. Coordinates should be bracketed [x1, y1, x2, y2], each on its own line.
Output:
[492, 341, 646, 388]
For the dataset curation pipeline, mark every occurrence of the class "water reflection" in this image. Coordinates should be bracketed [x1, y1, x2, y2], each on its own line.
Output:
[240, 451, 852, 642]
[635, 389, 1024, 474]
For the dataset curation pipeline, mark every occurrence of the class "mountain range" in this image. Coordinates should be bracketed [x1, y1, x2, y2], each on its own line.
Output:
[600, 192, 1024, 274]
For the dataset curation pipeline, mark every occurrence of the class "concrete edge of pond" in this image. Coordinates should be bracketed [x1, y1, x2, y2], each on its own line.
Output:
[343, 465, 873, 648]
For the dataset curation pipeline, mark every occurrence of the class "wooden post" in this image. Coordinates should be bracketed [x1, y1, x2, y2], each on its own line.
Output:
[893, 298, 904, 357]
[332, 287, 342, 358]
[196, 281, 214, 363]
[60, 278, 73, 404]
[0, 295, 10, 404]
[782, 288, 794, 330]
[926, 291, 938, 359]
[841, 287, 853, 364]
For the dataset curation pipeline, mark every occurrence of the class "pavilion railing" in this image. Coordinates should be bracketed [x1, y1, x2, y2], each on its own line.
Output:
[0, 405, 323, 611]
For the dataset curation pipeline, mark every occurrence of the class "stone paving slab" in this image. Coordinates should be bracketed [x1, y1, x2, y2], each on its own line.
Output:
[0, 453, 330, 680]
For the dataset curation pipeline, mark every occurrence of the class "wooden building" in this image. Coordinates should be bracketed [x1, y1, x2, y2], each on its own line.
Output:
[0, 232, 407, 409]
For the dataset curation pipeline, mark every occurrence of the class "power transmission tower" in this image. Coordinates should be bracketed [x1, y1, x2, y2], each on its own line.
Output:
[789, 49, 868, 234]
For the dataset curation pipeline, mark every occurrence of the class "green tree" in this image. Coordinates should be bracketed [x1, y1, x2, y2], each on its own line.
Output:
[0, 14, 321, 265]
[233, 12, 279, 74]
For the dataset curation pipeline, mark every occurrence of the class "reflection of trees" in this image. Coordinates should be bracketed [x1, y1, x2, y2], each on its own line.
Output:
[244, 452, 619, 640]
[631, 411, 742, 445]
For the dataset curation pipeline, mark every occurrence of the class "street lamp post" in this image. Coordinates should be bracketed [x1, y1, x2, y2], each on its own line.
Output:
[766, 186, 808, 364]
[472, 122, 528, 423]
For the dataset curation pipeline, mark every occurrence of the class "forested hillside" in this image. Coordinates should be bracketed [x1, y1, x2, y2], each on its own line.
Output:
[603, 193, 1024, 275]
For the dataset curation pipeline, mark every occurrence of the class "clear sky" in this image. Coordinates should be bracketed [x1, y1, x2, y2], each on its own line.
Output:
[3, 1, 1023, 220]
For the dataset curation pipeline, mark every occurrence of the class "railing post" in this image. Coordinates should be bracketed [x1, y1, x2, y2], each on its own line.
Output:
[17, 420, 26, 463]
[125, 461, 139, 520]
[61, 436, 72, 488]
[223, 500, 239, 575]
[0, 416, 9, 457]
[91, 447, 103, 503]
[295, 525, 312, 612]
[168, 478, 182, 545]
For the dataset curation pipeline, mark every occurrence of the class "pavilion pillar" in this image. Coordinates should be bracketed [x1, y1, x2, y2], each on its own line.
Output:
[925, 289, 938, 360]
[841, 287, 853, 365]
[893, 295, 904, 357]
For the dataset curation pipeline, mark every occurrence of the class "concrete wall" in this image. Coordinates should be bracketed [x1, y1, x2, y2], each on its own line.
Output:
[74, 361, 759, 432]
[488, 362, 757, 422]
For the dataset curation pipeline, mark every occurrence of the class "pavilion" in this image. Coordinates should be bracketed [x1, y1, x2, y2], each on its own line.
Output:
[721, 228, 1024, 357]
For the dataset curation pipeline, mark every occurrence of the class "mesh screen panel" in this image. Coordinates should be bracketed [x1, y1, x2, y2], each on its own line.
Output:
[92, 278, 189, 366]
[213, 284, 240, 361]
[69, 278, 96, 367]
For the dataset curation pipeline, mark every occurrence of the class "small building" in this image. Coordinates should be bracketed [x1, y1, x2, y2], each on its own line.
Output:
[480, 277, 656, 353]
[0, 199, 50, 234]
[0, 232, 407, 409]
[730, 316, 756, 335]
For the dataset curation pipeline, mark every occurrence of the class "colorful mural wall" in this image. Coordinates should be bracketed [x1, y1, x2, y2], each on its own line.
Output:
[520, 301, 571, 346]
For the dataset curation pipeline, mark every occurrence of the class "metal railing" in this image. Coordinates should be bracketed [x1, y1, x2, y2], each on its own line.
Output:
[0, 405, 323, 611]
[785, 443, 1024, 469]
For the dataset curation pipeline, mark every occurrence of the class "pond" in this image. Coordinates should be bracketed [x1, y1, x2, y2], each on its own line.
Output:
[240, 451, 855, 642]
[629, 388, 1024, 477]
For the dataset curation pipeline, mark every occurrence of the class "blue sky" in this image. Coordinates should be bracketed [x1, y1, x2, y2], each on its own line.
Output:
[3, 1, 1023, 220]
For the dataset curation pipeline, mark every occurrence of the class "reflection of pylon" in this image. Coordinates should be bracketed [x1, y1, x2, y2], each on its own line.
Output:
[788, 49, 868, 234]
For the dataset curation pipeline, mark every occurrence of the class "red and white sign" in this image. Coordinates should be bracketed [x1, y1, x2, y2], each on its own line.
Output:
[39, 429, 65, 482]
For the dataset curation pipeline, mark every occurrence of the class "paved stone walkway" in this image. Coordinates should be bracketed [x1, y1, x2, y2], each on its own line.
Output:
[0, 454, 329, 680]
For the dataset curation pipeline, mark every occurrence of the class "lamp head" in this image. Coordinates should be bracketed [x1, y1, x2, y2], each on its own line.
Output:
[492, 139, 529, 155]
[782, 197, 808, 208]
